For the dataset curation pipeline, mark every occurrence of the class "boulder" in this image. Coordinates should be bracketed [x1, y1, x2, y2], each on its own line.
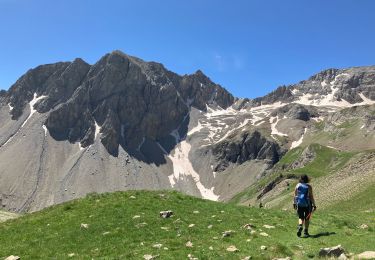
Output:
[5, 256, 20, 260]
[159, 210, 173, 218]
[222, 230, 234, 237]
[318, 245, 345, 257]
[357, 251, 375, 259]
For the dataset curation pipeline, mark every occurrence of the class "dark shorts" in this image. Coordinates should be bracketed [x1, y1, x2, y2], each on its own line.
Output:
[297, 206, 312, 220]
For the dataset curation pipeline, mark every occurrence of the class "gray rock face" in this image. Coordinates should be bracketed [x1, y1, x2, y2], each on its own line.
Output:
[273, 104, 319, 121]
[212, 130, 285, 171]
[249, 66, 375, 106]
[7, 59, 91, 119]
[5, 50, 234, 157]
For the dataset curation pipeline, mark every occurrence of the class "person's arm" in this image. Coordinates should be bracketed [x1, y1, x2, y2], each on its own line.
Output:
[308, 185, 317, 210]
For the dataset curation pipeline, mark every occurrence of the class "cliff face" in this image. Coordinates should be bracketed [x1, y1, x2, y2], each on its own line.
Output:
[5, 51, 234, 156]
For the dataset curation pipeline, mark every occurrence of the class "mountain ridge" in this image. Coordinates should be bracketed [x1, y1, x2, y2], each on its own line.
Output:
[0, 50, 375, 212]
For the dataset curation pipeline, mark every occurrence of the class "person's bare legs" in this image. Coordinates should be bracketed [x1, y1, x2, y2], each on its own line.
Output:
[304, 219, 310, 237]
[297, 218, 304, 237]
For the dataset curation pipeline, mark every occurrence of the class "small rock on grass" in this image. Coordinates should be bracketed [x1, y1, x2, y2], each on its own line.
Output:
[207, 224, 213, 229]
[129, 195, 136, 199]
[259, 232, 269, 237]
[222, 230, 234, 237]
[80, 223, 89, 229]
[188, 254, 198, 260]
[263, 224, 275, 229]
[68, 253, 75, 257]
[209, 246, 213, 250]
[188, 224, 195, 228]
[159, 210, 173, 218]
[356, 251, 375, 259]
[152, 244, 163, 249]
[272, 257, 291, 260]
[186, 241, 193, 247]
[193, 210, 199, 214]
[261, 245, 267, 250]
[359, 224, 369, 229]
[241, 257, 252, 260]
[133, 215, 141, 219]
[102, 231, 110, 235]
[318, 245, 345, 257]
[5, 256, 21, 260]
[227, 245, 239, 252]
[143, 254, 159, 260]
[243, 223, 256, 229]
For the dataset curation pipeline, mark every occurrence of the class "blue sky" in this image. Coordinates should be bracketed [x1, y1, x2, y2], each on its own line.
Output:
[0, 0, 374, 98]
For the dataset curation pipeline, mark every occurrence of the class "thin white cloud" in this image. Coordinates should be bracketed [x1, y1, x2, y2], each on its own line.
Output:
[212, 53, 245, 72]
[213, 53, 226, 71]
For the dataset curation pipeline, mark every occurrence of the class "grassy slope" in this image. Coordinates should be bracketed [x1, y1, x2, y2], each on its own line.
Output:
[231, 144, 355, 207]
[0, 191, 374, 259]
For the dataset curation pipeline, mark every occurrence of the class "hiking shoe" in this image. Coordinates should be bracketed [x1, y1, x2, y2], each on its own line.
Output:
[303, 231, 310, 238]
[297, 226, 303, 237]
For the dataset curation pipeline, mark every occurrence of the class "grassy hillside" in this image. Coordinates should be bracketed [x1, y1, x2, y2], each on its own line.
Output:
[232, 143, 375, 210]
[0, 191, 374, 259]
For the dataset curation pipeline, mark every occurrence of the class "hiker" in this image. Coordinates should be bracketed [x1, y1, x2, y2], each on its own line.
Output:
[293, 174, 316, 237]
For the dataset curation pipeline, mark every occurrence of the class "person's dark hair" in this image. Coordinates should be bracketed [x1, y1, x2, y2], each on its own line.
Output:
[299, 174, 310, 183]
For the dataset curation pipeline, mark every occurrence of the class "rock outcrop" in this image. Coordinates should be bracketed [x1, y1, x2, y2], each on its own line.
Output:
[212, 130, 285, 171]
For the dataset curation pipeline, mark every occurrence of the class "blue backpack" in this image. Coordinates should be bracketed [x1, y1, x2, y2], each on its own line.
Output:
[295, 183, 310, 207]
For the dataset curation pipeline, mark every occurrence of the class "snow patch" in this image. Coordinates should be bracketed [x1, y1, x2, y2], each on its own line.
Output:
[187, 121, 203, 136]
[250, 101, 285, 113]
[215, 118, 251, 144]
[95, 121, 101, 140]
[270, 116, 288, 137]
[78, 143, 85, 151]
[290, 128, 307, 149]
[21, 93, 47, 128]
[1, 135, 15, 147]
[311, 116, 325, 122]
[8, 103, 13, 112]
[358, 93, 375, 105]
[168, 140, 219, 201]
[321, 81, 327, 87]
[42, 125, 48, 137]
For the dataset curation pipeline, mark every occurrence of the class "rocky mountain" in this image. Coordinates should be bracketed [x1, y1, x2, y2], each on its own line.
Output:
[0, 50, 374, 212]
